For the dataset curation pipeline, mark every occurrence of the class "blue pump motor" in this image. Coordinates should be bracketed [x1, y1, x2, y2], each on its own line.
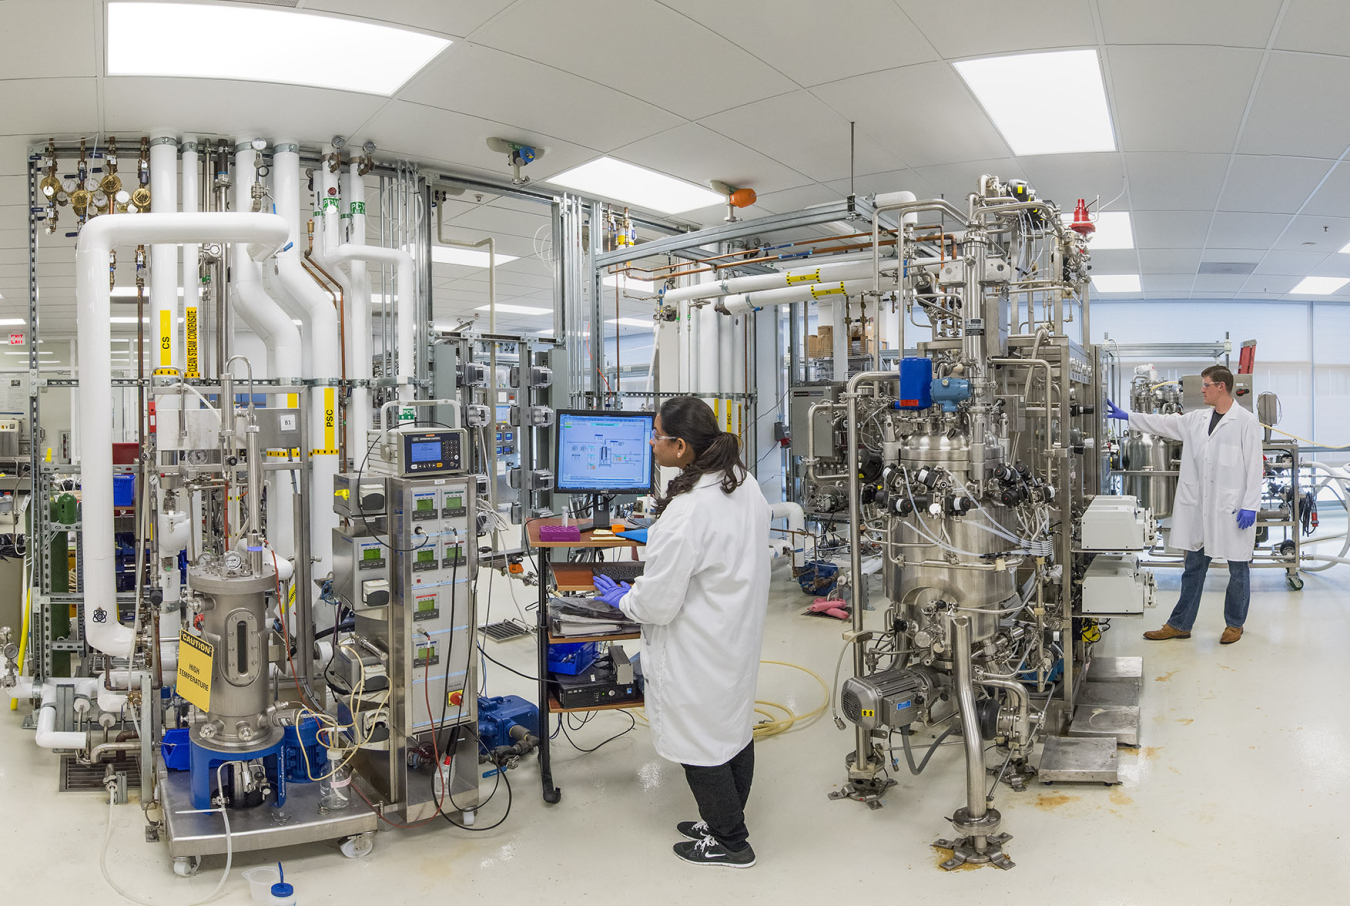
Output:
[930, 376, 972, 412]
[478, 695, 540, 752]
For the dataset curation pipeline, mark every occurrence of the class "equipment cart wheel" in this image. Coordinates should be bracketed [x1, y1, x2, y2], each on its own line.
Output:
[1287, 573, 1304, 591]
[340, 833, 375, 860]
[172, 856, 201, 877]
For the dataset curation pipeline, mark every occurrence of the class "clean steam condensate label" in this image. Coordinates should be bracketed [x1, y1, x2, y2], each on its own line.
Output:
[177, 630, 214, 711]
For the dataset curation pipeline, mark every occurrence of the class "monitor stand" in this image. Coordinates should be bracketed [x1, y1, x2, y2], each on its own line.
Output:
[572, 495, 611, 534]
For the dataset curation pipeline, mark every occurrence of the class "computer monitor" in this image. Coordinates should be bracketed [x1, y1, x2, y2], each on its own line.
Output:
[554, 410, 655, 497]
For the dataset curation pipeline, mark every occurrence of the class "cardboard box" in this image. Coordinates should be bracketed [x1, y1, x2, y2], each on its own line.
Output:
[817, 325, 834, 348]
[806, 334, 820, 358]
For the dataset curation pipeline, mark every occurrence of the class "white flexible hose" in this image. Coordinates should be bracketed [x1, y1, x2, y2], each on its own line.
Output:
[101, 792, 233, 905]
[1299, 462, 1350, 572]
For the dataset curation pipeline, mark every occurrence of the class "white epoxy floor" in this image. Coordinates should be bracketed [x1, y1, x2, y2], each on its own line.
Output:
[2, 559, 1347, 905]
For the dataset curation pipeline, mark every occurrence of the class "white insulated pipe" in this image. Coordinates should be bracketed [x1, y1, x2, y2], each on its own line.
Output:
[180, 140, 200, 376]
[149, 134, 180, 374]
[716, 278, 876, 318]
[343, 162, 372, 451]
[77, 213, 290, 660]
[320, 147, 341, 258]
[663, 251, 897, 306]
[329, 244, 416, 406]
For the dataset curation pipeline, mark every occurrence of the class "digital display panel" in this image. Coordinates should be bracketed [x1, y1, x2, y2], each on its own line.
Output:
[417, 549, 435, 563]
[415, 497, 434, 511]
[555, 410, 655, 493]
[410, 440, 441, 463]
[363, 547, 381, 561]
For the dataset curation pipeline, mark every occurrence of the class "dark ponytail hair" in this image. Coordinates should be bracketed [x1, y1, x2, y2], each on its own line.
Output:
[652, 396, 747, 517]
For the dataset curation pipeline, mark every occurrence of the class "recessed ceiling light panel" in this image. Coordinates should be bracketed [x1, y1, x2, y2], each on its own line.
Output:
[106, 3, 451, 96]
[955, 50, 1116, 155]
[475, 303, 552, 316]
[1291, 276, 1350, 295]
[606, 317, 654, 329]
[548, 157, 725, 215]
[1091, 274, 1141, 293]
[1064, 211, 1134, 250]
[432, 247, 520, 268]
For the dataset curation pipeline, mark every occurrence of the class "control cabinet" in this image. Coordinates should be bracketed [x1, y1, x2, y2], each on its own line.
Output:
[339, 473, 481, 822]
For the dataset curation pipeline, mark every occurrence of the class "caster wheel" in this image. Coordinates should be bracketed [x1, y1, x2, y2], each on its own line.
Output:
[1287, 575, 1304, 591]
[340, 833, 374, 859]
[460, 809, 476, 827]
[173, 856, 201, 878]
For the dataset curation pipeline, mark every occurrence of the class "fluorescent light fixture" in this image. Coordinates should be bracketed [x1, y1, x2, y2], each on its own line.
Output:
[955, 50, 1115, 155]
[432, 247, 520, 268]
[602, 273, 656, 294]
[1061, 211, 1134, 250]
[1339, 240, 1350, 254]
[1091, 274, 1141, 293]
[475, 304, 552, 316]
[0, 318, 24, 326]
[110, 287, 183, 300]
[1291, 276, 1350, 295]
[106, 3, 450, 96]
[110, 317, 148, 324]
[547, 157, 725, 215]
[606, 318, 654, 329]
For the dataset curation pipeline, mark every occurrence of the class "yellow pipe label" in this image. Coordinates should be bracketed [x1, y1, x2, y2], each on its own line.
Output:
[159, 310, 171, 366]
[810, 282, 848, 299]
[324, 387, 335, 450]
[185, 307, 199, 378]
[786, 269, 821, 286]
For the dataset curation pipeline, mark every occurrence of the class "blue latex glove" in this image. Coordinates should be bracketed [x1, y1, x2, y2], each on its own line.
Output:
[1106, 399, 1129, 421]
[1237, 509, 1256, 530]
[592, 574, 632, 610]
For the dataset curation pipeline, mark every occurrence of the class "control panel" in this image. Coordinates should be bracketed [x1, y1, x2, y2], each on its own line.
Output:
[399, 429, 466, 476]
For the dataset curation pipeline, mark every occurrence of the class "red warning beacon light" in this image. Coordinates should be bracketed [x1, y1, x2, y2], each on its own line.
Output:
[1070, 198, 1095, 237]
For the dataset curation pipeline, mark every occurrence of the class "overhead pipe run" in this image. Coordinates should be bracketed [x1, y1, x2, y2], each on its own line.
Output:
[76, 212, 290, 661]
[714, 278, 877, 318]
[661, 249, 901, 307]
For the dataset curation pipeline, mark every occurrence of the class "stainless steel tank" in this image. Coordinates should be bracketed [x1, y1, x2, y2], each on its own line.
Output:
[188, 562, 281, 753]
[1122, 431, 1180, 519]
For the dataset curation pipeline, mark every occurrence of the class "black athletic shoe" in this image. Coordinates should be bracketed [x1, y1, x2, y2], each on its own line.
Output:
[673, 835, 757, 869]
[676, 820, 709, 840]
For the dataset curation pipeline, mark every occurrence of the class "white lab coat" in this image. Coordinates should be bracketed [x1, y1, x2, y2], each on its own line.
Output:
[617, 471, 770, 766]
[1130, 404, 1264, 561]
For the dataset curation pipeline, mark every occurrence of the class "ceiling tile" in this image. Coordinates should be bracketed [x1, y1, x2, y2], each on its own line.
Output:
[1141, 274, 1198, 294]
[611, 123, 813, 198]
[0, 1, 98, 79]
[896, 0, 1095, 58]
[470, 0, 796, 120]
[304, 0, 516, 36]
[1311, 256, 1350, 278]
[812, 63, 1010, 168]
[751, 184, 846, 215]
[1108, 45, 1262, 154]
[699, 92, 904, 183]
[1272, 0, 1350, 56]
[1099, 0, 1282, 47]
[1016, 154, 1124, 210]
[1273, 215, 1350, 252]
[1139, 248, 1202, 273]
[360, 101, 598, 184]
[103, 78, 382, 146]
[1296, 162, 1350, 219]
[822, 168, 936, 199]
[1217, 155, 1335, 214]
[1192, 274, 1250, 293]
[1206, 212, 1292, 249]
[1241, 274, 1302, 295]
[910, 159, 1026, 204]
[1238, 52, 1350, 158]
[0, 78, 98, 137]
[1200, 248, 1266, 264]
[1125, 152, 1229, 211]
[1254, 249, 1331, 276]
[662, 0, 937, 86]
[1088, 249, 1139, 272]
[1133, 211, 1213, 248]
[399, 44, 680, 152]
[439, 201, 552, 238]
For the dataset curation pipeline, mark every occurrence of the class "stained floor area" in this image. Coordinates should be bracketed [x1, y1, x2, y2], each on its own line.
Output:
[2, 553, 1346, 904]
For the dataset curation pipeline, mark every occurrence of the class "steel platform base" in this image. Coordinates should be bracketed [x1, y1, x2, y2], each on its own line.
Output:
[1078, 682, 1140, 707]
[1037, 735, 1119, 784]
[1068, 704, 1141, 747]
[158, 761, 378, 859]
[1087, 655, 1143, 689]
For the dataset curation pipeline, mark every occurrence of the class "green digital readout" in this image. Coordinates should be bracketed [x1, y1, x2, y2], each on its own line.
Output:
[417, 549, 435, 563]
[363, 548, 380, 561]
[417, 596, 436, 612]
[415, 497, 434, 512]
[444, 495, 462, 509]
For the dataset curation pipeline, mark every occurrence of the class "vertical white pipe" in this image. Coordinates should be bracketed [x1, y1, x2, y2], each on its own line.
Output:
[149, 133, 180, 374]
[830, 298, 848, 378]
[698, 305, 720, 398]
[320, 148, 341, 258]
[76, 213, 290, 659]
[180, 140, 200, 379]
[343, 163, 372, 451]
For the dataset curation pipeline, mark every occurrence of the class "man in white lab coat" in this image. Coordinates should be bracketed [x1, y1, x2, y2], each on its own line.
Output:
[1107, 365, 1264, 644]
[593, 396, 770, 869]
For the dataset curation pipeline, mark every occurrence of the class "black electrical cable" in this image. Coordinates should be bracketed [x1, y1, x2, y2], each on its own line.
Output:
[556, 708, 637, 754]
[352, 418, 460, 554]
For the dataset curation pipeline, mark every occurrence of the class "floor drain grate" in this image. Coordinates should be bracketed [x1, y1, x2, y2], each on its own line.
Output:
[481, 620, 533, 642]
[60, 754, 141, 792]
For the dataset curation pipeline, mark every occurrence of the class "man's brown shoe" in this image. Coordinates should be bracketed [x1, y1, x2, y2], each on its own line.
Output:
[1143, 624, 1191, 640]
[1220, 626, 1243, 644]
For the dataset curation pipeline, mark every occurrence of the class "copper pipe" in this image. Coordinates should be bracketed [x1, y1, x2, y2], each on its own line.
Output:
[301, 254, 348, 466]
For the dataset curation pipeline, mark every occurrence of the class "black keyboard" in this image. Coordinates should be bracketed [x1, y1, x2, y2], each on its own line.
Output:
[592, 562, 646, 584]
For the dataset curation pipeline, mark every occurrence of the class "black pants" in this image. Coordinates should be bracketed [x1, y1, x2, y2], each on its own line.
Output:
[681, 740, 755, 851]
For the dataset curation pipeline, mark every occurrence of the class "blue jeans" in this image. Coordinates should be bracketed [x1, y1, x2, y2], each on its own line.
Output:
[1167, 547, 1250, 631]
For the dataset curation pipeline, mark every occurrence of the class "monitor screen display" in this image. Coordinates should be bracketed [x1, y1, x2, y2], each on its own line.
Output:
[409, 440, 441, 463]
[554, 410, 655, 494]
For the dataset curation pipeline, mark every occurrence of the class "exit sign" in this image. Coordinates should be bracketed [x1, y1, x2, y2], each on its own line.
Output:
[7, 334, 23, 346]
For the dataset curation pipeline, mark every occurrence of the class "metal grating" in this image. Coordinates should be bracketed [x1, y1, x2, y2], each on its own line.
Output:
[60, 755, 141, 793]
[481, 620, 533, 642]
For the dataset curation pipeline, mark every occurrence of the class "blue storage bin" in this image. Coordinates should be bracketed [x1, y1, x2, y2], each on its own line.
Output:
[113, 474, 135, 507]
[548, 641, 599, 676]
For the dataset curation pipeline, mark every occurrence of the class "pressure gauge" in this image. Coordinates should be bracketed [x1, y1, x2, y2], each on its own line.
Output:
[223, 551, 244, 572]
[92, 191, 108, 208]
[61, 178, 77, 194]
[55, 192, 69, 206]
[115, 189, 131, 206]
[39, 175, 59, 197]
[251, 138, 267, 151]
[83, 177, 99, 193]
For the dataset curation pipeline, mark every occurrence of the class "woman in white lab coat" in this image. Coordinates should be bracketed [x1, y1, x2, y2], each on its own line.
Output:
[593, 396, 770, 869]
[1108, 365, 1264, 643]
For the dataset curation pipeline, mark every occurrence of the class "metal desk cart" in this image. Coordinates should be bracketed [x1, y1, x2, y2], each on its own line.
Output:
[526, 517, 642, 804]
